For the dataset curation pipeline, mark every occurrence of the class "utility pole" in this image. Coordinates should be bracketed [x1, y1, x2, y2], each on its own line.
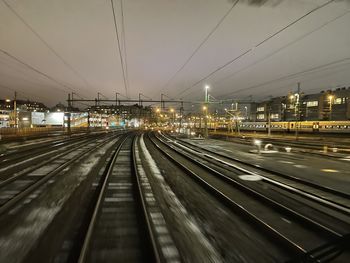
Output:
[204, 85, 209, 138]
[179, 101, 183, 133]
[97, 92, 101, 106]
[87, 111, 90, 131]
[161, 94, 165, 110]
[67, 93, 71, 134]
[268, 106, 271, 137]
[295, 82, 301, 140]
[14, 91, 17, 128]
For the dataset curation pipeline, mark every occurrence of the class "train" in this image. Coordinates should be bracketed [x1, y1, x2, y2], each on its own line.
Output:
[213, 121, 350, 134]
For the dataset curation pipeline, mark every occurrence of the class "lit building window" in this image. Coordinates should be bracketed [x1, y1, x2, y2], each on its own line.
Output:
[270, 114, 279, 119]
[306, 101, 318, 107]
[334, 98, 342, 104]
[257, 114, 265, 120]
[257, 107, 265, 112]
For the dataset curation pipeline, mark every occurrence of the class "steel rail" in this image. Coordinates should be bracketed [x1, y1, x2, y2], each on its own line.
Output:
[167, 133, 350, 200]
[132, 136, 161, 263]
[0, 136, 108, 188]
[0, 134, 91, 163]
[154, 133, 345, 238]
[77, 134, 128, 263]
[0, 133, 121, 215]
[78, 134, 160, 263]
[163, 133, 350, 215]
[147, 132, 308, 258]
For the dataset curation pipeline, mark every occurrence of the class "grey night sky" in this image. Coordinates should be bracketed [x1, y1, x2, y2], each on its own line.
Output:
[0, 0, 350, 106]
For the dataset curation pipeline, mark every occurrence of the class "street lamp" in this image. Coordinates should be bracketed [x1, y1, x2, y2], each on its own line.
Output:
[328, 95, 333, 120]
[170, 108, 175, 127]
[202, 105, 208, 138]
[290, 92, 300, 139]
[203, 85, 210, 138]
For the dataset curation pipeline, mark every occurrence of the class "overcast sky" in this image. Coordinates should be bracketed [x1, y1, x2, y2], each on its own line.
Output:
[1, 0, 350, 106]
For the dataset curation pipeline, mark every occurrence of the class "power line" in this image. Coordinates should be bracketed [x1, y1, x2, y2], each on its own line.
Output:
[110, 0, 128, 97]
[176, 0, 335, 97]
[2, 0, 93, 91]
[0, 84, 32, 100]
[120, 0, 130, 93]
[0, 48, 80, 94]
[214, 9, 350, 88]
[158, 0, 240, 94]
[220, 58, 350, 97]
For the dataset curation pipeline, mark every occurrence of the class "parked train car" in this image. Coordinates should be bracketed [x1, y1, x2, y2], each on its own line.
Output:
[288, 121, 315, 133]
[213, 120, 350, 134]
[239, 122, 267, 131]
[318, 121, 350, 133]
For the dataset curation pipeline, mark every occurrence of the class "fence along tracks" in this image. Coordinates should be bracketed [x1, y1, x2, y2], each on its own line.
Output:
[149, 132, 350, 262]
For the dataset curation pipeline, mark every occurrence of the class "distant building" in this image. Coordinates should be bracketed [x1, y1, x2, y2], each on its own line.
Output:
[243, 87, 350, 121]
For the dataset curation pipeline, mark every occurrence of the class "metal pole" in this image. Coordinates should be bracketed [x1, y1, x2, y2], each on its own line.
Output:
[87, 111, 90, 131]
[295, 82, 300, 140]
[179, 101, 183, 133]
[204, 87, 209, 138]
[329, 97, 332, 120]
[161, 94, 164, 110]
[14, 91, 17, 128]
[268, 106, 271, 137]
[67, 93, 71, 134]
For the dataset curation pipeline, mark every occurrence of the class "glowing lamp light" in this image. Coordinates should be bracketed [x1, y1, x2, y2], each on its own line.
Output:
[254, 139, 262, 146]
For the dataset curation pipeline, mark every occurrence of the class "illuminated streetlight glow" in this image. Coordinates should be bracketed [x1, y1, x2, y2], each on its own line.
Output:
[202, 106, 207, 111]
[170, 108, 174, 113]
[205, 85, 209, 90]
[254, 139, 262, 146]
[5, 99, 11, 102]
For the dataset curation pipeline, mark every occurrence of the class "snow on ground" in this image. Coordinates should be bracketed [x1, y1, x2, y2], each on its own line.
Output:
[0, 138, 119, 263]
[139, 134, 222, 263]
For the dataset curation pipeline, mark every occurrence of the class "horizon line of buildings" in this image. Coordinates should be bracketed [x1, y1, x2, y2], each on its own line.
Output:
[223, 87, 350, 122]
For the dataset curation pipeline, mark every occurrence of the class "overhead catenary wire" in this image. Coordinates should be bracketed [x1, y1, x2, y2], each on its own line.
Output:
[176, 0, 335, 98]
[221, 58, 350, 97]
[0, 84, 32, 101]
[120, 0, 130, 93]
[158, 0, 240, 94]
[213, 9, 350, 91]
[1, 0, 92, 93]
[0, 48, 84, 95]
[110, 0, 129, 98]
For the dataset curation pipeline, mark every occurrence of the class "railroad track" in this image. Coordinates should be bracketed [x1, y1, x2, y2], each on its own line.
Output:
[0, 132, 122, 216]
[77, 133, 161, 263]
[211, 133, 350, 154]
[163, 132, 350, 210]
[148, 132, 350, 262]
[0, 132, 102, 166]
